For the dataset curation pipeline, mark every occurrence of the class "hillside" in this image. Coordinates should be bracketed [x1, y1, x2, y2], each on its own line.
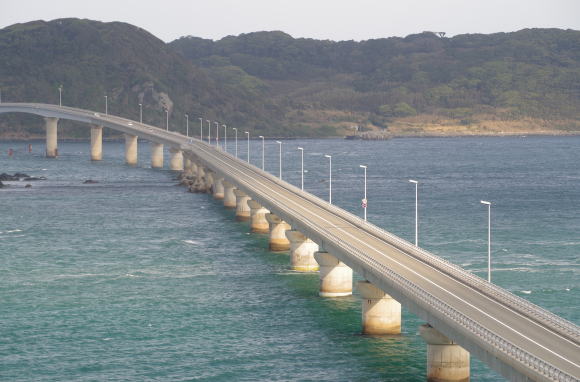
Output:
[0, 18, 282, 138]
[170, 29, 580, 135]
[1, 19, 579, 138]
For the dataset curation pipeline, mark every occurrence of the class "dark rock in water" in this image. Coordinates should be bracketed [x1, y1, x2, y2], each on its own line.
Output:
[24, 184, 32, 188]
[0, 173, 18, 181]
[14, 173, 30, 179]
[23, 176, 47, 181]
[83, 179, 99, 184]
[0, 180, 4, 188]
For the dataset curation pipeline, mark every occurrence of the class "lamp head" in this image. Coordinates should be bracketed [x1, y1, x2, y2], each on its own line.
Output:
[409, 179, 418, 184]
[481, 200, 491, 205]
[324, 154, 331, 158]
[360, 165, 367, 169]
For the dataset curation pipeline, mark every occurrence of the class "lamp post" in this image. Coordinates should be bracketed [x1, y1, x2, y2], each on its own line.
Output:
[185, 114, 189, 137]
[215, 121, 220, 148]
[324, 154, 332, 204]
[481, 200, 492, 282]
[165, 109, 169, 131]
[409, 180, 419, 246]
[223, 124, 227, 152]
[297, 147, 304, 190]
[58, 85, 62, 107]
[259, 136, 265, 170]
[104, 95, 108, 115]
[360, 165, 368, 221]
[276, 140, 282, 178]
[206, 120, 211, 144]
[198, 117, 203, 140]
[233, 127, 238, 157]
[245, 131, 250, 163]
[139, 103, 143, 123]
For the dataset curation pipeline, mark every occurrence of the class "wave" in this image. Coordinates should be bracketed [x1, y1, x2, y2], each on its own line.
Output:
[182, 239, 200, 245]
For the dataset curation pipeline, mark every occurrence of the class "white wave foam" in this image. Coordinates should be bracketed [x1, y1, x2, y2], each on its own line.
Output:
[182, 239, 199, 245]
[521, 290, 532, 294]
[6, 229, 22, 233]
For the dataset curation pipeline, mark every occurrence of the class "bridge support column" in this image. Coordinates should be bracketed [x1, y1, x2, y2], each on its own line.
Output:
[45, 117, 58, 158]
[419, 324, 470, 382]
[189, 166, 207, 193]
[314, 251, 352, 297]
[223, 181, 236, 209]
[357, 281, 401, 334]
[90, 125, 103, 161]
[151, 142, 164, 168]
[285, 230, 319, 272]
[124, 134, 138, 165]
[265, 213, 291, 251]
[213, 177, 225, 199]
[233, 189, 251, 221]
[183, 157, 194, 177]
[205, 171, 214, 193]
[247, 200, 270, 233]
[169, 148, 183, 171]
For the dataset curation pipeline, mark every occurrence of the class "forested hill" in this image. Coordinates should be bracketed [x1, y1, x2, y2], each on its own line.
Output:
[170, 29, 580, 135]
[1, 18, 579, 138]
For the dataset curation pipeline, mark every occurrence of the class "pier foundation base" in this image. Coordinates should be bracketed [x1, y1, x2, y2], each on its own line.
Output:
[314, 251, 352, 297]
[419, 324, 470, 382]
[223, 181, 237, 208]
[248, 200, 270, 233]
[169, 148, 184, 171]
[124, 134, 138, 165]
[151, 142, 164, 168]
[357, 280, 401, 334]
[285, 230, 319, 272]
[45, 117, 58, 158]
[90, 126, 103, 161]
[266, 213, 291, 251]
[234, 189, 251, 221]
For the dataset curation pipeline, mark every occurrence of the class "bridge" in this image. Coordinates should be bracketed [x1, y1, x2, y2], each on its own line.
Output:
[1, 103, 579, 382]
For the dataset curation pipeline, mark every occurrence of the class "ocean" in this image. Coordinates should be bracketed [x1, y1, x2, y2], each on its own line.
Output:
[1, 136, 578, 381]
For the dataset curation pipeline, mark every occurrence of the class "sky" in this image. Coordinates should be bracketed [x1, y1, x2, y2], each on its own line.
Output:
[2, 0, 580, 42]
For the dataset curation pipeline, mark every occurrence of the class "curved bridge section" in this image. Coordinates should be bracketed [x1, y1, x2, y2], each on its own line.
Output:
[1, 103, 579, 382]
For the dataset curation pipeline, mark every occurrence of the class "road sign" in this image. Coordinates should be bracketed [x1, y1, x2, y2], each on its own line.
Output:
[362, 198, 367, 208]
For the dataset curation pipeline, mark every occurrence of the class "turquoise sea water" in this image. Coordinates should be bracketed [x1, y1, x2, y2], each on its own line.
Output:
[1, 136, 578, 381]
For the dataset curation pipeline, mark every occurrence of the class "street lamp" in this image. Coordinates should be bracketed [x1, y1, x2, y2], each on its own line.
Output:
[206, 120, 211, 144]
[481, 200, 492, 282]
[259, 136, 265, 170]
[360, 165, 368, 221]
[165, 109, 169, 131]
[185, 114, 189, 137]
[233, 127, 238, 157]
[198, 117, 203, 140]
[409, 180, 419, 246]
[245, 131, 250, 163]
[276, 140, 282, 178]
[58, 85, 62, 107]
[297, 147, 304, 190]
[104, 95, 108, 115]
[223, 124, 227, 152]
[215, 121, 220, 147]
[324, 154, 332, 204]
[139, 103, 143, 123]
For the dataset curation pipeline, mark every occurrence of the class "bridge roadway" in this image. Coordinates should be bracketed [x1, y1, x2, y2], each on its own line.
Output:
[2, 103, 579, 381]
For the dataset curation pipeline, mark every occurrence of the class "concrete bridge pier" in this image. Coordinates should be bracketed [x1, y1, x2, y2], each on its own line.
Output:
[124, 134, 138, 165]
[357, 281, 401, 334]
[265, 213, 291, 251]
[183, 157, 194, 177]
[205, 171, 214, 193]
[44, 117, 59, 158]
[151, 142, 164, 168]
[213, 177, 225, 199]
[285, 230, 319, 272]
[223, 181, 237, 209]
[169, 148, 184, 171]
[233, 189, 251, 221]
[189, 166, 207, 193]
[90, 125, 103, 161]
[314, 251, 353, 297]
[247, 200, 270, 233]
[419, 324, 470, 382]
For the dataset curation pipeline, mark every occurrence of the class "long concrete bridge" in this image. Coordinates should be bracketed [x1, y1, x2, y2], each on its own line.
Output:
[1, 103, 579, 382]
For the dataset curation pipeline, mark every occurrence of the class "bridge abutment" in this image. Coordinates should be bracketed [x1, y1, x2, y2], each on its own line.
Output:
[124, 134, 138, 165]
[45, 117, 58, 158]
[285, 230, 319, 272]
[357, 280, 401, 334]
[265, 213, 291, 251]
[169, 148, 183, 171]
[222, 181, 237, 208]
[419, 324, 470, 382]
[151, 142, 164, 168]
[233, 189, 251, 221]
[90, 125, 103, 161]
[314, 251, 353, 297]
[248, 200, 270, 233]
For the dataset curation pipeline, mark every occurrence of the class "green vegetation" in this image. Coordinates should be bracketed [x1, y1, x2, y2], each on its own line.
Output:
[1, 19, 579, 138]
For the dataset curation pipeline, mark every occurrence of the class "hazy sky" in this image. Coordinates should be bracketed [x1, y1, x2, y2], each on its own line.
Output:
[2, 0, 579, 42]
